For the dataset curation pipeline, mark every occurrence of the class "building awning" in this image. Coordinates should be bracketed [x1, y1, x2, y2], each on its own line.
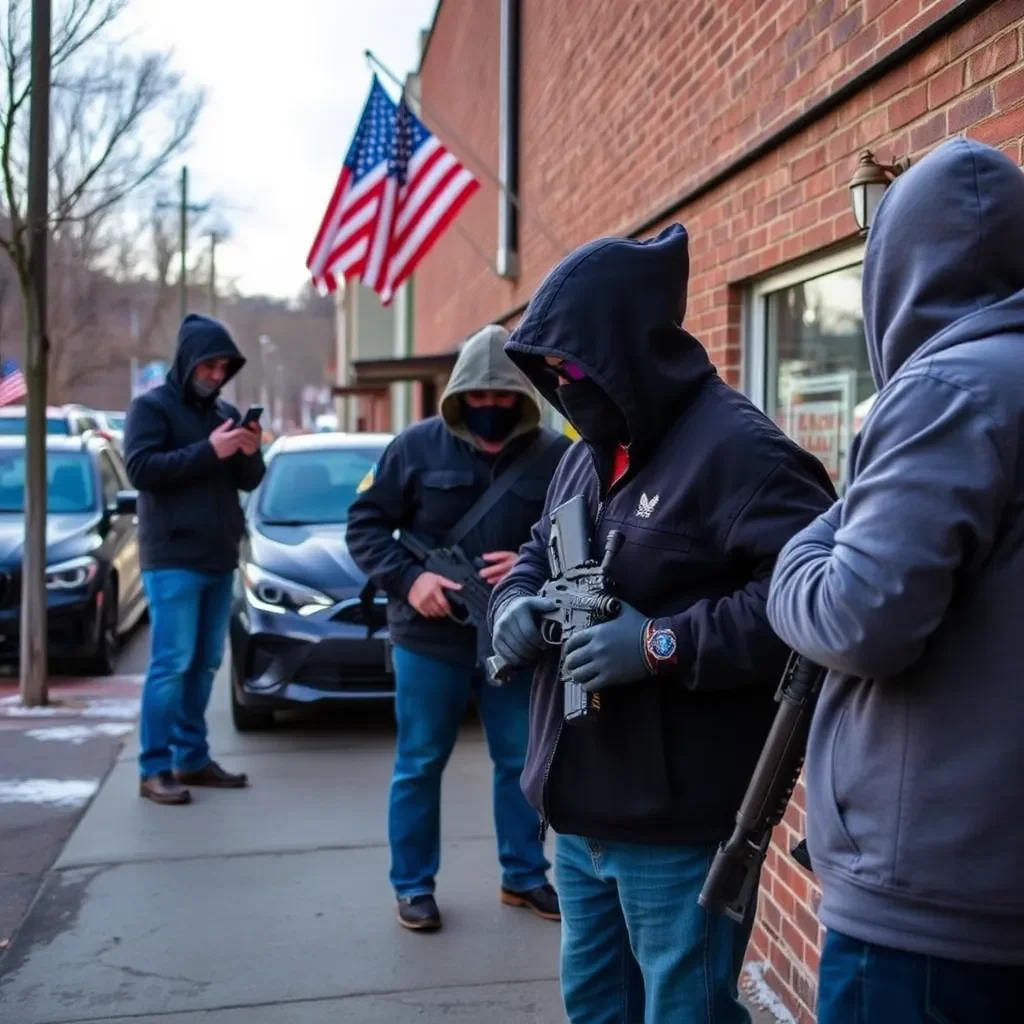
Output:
[350, 352, 458, 385]
[331, 384, 390, 398]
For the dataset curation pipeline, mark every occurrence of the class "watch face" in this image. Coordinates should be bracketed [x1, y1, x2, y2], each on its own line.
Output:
[648, 628, 677, 661]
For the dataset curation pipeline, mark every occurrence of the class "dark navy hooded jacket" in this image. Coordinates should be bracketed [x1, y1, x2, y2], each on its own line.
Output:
[489, 224, 835, 844]
[768, 139, 1024, 964]
[124, 315, 264, 573]
[346, 324, 570, 667]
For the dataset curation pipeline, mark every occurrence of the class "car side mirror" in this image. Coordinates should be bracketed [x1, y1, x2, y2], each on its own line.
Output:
[112, 489, 137, 516]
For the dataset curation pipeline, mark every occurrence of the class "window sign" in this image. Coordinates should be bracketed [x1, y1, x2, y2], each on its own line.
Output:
[747, 249, 873, 492]
[778, 371, 856, 486]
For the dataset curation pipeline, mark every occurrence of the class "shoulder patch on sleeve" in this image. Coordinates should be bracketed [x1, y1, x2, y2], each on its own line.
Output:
[356, 465, 376, 493]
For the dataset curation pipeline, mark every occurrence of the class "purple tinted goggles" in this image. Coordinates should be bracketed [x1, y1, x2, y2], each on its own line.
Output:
[550, 360, 586, 383]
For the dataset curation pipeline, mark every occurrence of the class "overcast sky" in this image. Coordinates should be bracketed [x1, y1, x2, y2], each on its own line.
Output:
[119, 0, 439, 301]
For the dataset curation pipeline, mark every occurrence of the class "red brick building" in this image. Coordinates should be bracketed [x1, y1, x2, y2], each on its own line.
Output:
[409, 1, 1024, 1019]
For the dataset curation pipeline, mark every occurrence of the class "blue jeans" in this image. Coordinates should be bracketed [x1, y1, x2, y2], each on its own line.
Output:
[818, 930, 1024, 1023]
[139, 569, 234, 778]
[555, 833, 754, 1024]
[388, 645, 550, 898]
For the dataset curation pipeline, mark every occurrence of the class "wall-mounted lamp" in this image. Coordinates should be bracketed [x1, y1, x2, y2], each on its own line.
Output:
[849, 150, 911, 234]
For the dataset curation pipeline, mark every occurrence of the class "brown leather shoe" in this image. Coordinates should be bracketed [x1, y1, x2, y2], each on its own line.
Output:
[174, 761, 249, 788]
[140, 771, 191, 805]
[500, 883, 561, 921]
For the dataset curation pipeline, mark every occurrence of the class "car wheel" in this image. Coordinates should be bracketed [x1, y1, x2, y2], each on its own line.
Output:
[230, 661, 275, 732]
[85, 582, 118, 676]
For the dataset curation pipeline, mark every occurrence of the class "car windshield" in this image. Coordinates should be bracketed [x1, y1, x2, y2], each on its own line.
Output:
[0, 450, 96, 514]
[0, 417, 70, 435]
[104, 414, 125, 430]
[258, 447, 384, 525]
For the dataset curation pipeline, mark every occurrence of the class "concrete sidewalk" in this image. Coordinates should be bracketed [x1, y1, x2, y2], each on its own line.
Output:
[0, 666, 776, 1023]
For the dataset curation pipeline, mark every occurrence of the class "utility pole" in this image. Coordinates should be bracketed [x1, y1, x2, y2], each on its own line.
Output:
[208, 232, 218, 317]
[258, 334, 273, 414]
[157, 166, 208, 325]
[21, 0, 52, 706]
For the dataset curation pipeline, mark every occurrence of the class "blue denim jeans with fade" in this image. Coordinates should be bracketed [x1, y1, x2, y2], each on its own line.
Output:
[817, 929, 1024, 1024]
[388, 644, 550, 898]
[138, 569, 234, 779]
[555, 832, 755, 1024]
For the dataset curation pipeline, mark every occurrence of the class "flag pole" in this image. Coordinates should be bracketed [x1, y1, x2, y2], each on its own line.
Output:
[364, 50, 567, 259]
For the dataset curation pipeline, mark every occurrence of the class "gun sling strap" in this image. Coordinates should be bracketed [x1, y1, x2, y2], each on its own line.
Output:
[443, 430, 562, 547]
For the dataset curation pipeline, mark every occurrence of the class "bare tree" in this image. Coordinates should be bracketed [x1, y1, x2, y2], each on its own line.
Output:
[0, 0, 204, 378]
[0, 0, 203, 706]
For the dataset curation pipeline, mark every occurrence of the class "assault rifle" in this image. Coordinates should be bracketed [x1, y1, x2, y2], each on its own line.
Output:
[698, 652, 827, 922]
[396, 530, 493, 632]
[487, 494, 623, 721]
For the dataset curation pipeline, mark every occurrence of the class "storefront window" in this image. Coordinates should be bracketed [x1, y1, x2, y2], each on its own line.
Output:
[750, 253, 874, 490]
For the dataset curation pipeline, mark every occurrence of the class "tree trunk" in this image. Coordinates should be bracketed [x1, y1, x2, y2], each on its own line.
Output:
[19, 279, 49, 707]
[20, 0, 53, 708]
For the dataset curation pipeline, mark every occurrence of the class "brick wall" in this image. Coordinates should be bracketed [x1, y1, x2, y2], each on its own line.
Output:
[416, 1, 1024, 1020]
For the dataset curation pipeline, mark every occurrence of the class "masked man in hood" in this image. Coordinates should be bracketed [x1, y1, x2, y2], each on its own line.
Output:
[347, 324, 570, 933]
[767, 139, 1024, 1023]
[488, 224, 835, 1022]
[124, 315, 265, 806]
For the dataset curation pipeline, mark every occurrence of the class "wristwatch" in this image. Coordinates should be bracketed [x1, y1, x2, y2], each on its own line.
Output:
[643, 621, 678, 671]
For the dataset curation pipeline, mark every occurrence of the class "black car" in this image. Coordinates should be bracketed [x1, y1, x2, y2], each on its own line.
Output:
[229, 431, 394, 731]
[0, 435, 145, 674]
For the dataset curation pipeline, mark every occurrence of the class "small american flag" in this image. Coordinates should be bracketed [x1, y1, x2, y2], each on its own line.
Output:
[306, 76, 478, 305]
[0, 358, 26, 407]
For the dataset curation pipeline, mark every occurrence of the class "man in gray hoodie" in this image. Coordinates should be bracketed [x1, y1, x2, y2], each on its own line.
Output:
[767, 138, 1024, 1021]
[347, 324, 569, 932]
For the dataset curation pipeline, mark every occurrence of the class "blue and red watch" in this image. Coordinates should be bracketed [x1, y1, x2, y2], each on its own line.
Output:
[643, 620, 678, 672]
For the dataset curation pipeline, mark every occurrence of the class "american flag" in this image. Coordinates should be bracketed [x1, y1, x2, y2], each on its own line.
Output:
[0, 358, 26, 407]
[306, 76, 478, 305]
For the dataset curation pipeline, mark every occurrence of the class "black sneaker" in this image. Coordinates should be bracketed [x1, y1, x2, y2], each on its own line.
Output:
[500, 883, 560, 921]
[396, 894, 442, 932]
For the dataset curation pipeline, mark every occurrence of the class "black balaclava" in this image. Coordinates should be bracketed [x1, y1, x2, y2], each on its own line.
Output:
[459, 396, 521, 444]
[558, 378, 628, 446]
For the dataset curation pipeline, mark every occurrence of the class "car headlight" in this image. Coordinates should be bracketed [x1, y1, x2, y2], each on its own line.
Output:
[241, 563, 333, 617]
[45, 556, 99, 591]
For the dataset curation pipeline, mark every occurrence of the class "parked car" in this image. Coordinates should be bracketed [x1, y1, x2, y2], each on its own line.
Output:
[229, 432, 394, 730]
[0, 404, 105, 439]
[0, 435, 146, 674]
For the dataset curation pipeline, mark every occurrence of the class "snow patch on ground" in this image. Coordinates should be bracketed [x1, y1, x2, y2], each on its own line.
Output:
[0, 695, 138, 720]
[78, 699, 138, 720]
[25, 722, 134, 745]
[742, 961, 799, 1024]
[0, 778, 99, 808]
[0, 698, 63, 717]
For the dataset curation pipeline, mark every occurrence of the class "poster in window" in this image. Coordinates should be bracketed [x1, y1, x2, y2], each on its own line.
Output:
[778, 371, 856, 485]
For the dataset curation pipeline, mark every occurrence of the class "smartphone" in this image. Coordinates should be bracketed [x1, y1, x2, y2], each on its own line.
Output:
[238, 405, 264, 429]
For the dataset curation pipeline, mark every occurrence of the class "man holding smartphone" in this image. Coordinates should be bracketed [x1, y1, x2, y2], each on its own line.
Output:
[124, 314, 265, 806]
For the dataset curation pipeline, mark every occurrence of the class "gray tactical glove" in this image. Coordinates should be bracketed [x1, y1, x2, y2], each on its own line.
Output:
[492, 595, 557, 668]
[563, 601, 652, 691]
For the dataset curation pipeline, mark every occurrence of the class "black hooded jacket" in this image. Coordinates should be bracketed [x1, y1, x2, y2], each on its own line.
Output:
[489, 224, 835, 844]
[123, 315, 265, 573]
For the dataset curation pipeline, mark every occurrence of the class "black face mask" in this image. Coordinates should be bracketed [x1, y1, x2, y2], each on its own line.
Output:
[460, 399, 521, 443]
[558, 378, 628, 446]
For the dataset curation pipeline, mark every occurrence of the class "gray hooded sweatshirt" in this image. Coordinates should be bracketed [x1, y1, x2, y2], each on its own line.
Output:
[439, 324, 543, 442]
[766, 138, 1024, 964]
